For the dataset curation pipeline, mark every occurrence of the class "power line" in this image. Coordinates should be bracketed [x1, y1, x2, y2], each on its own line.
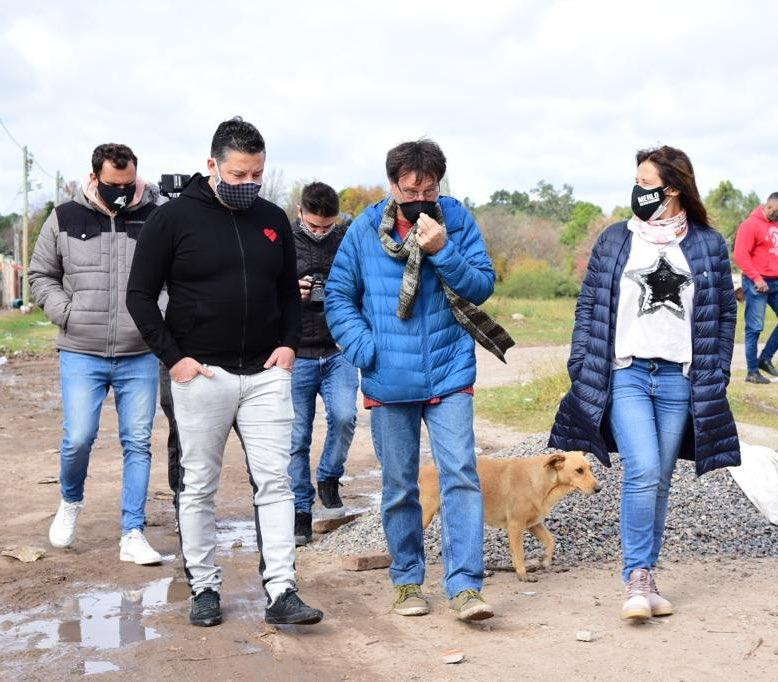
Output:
[0, 116, 23, 150]
[34, 158, 55, 180]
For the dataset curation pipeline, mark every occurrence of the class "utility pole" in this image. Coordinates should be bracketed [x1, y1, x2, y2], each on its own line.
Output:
[54, 170, 62, 204]
[21, 146, 32, 304]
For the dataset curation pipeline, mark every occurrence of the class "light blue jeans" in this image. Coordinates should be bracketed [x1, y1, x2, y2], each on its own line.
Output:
[370, 392, 484, 598]
[288, 353, 358, 513]
[59, 350, 158, 533]
[608, 358, 691, 582]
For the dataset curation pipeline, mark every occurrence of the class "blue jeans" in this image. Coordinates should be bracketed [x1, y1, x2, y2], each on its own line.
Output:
[289, 353, 358, 513]
[370, 392, 484, 598]
[608, 359, 691, 582]
[743, 276, 778, 372]
[59, 351, 158, 533]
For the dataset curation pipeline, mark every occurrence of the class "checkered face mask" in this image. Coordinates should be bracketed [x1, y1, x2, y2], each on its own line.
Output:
[214, 165, 261, 211]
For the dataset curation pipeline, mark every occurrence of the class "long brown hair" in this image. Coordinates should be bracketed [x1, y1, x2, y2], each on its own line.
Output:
[636, 146, 710, 227]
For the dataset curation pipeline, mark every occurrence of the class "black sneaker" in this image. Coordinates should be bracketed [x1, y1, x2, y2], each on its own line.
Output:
[746, 371, 771, 384]
[190, 588, 222, 627]
[294, 510, 312, 547]
[758, 359, 778, 377]
[265, 588, 323, 625]
[317, 478, 343, 509]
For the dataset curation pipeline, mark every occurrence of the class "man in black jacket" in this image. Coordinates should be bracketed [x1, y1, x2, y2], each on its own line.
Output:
[290, 183, 358, 545]
[127, 117, 323, 628]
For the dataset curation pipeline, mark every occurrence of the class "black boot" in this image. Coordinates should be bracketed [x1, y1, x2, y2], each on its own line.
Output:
[294, 510, 312, 547]
[746, 370, 771, 384]
[758, 358, 778, 377]
[265, 588, 323, 625]
[317, 478, 343, 509]
[190, 588, 222, 627]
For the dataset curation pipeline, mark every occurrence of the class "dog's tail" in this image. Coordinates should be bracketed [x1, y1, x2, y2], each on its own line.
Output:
[418, 463, 441, 529]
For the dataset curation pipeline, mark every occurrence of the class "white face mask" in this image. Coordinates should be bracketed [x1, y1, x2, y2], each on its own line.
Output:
[299, 216, 335, 241]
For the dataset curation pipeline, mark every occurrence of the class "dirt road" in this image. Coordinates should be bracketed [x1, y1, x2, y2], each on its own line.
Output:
[1, 352, 776, 680]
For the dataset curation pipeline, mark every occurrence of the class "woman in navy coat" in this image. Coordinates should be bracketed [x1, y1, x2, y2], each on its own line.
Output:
[549, 146, 739, 622]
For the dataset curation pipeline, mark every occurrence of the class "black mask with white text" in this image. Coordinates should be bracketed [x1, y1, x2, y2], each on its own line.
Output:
[631, 184, 668, 221]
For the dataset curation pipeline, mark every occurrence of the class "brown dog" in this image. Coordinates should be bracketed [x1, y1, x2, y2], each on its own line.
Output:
[419, 452, 600, 581]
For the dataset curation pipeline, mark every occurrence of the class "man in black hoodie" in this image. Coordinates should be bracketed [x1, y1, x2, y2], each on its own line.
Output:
[127, 117, 323, 628]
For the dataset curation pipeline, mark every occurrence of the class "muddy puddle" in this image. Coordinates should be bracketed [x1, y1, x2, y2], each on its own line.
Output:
[0, 577, 192, 656]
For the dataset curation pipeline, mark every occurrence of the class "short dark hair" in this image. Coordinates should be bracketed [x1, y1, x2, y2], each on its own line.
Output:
[210, 116, 265, 162]
[767, 192, 778, 203]
[301, 182, 339, 217]
[92, 143, 137, 176]
[386, 138, 446, 185]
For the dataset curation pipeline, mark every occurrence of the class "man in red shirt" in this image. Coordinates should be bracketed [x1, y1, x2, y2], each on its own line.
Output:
[733, 192, 778, 383]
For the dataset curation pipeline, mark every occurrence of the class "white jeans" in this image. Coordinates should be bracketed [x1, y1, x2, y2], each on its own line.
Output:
[171, 366, 296, 601]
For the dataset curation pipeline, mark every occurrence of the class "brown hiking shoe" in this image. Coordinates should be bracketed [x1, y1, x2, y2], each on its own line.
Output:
[449, 589, 494, 621]
[622, 568, 652, 621]
[392, 584, 430, 616]
[647, 573, 673, 617]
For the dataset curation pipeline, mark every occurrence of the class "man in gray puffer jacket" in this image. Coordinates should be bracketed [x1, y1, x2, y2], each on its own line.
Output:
[29, 143, 164, 565]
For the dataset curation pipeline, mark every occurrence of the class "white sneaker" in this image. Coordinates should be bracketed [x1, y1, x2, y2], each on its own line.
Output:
[49, 499, 84, 548]
[120, 529, 162, 565]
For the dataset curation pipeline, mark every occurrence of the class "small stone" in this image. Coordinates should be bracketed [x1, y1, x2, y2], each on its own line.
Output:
[341, 553, 391, 571]
[231, 539, 243, 549]
[576, 630, 595, 642]
[511, 313, 526, 322]
[442, 649, 465, 664]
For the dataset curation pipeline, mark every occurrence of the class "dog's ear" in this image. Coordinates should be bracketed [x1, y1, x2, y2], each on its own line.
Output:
[545, 454, 566, 470]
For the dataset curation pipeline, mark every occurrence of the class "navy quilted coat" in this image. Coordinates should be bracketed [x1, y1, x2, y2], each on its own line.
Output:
[324, 196, 495, 403]
[549, 221, 740, 475]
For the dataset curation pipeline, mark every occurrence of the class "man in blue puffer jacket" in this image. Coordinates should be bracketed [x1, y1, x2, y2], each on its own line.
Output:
[325, 139, 504, 621]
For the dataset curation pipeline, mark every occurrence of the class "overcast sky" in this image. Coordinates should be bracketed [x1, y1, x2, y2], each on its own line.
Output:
[1, 0, 776, 216]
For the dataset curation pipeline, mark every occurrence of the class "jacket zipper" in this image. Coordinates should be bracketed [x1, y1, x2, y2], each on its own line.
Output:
[108, 215, 117, 356]
[594, 229, 631, 433]
[230, 212, 248, 369]
[680, 230, 699, 469]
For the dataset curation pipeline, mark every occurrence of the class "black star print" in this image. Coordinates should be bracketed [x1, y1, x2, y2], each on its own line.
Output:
[625, 254, 693, 319]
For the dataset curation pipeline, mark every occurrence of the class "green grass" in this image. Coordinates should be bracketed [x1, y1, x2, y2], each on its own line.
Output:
[476, 368, 778, 432]
[725, 379, 778, 428]
[476, 370, 571, 432]
[0, 308, 58, 354]
[481, 293, 757, 346]
[481, 296, 576, 347]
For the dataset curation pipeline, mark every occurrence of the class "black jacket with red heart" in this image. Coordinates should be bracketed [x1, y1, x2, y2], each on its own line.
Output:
[127, 174, 300, 374]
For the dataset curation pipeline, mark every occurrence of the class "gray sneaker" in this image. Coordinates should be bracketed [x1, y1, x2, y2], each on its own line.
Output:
[449, 589, 494, 621]
[746, 371, 771, 384]
[758, 359, 778, 377]
[392, 584, 430, 616]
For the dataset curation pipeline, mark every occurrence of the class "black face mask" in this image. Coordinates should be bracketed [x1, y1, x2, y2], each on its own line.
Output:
[631, 184, 667, 221]
[766, 209, 778, 223]
[398, 200, 437, 225]
[98, 181, 136, 212]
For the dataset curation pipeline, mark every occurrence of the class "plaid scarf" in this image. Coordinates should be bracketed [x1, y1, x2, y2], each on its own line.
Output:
[377, 200, 515, 363]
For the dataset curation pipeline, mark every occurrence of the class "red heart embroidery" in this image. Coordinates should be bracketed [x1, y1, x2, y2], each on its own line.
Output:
[264, 228, 277, 242]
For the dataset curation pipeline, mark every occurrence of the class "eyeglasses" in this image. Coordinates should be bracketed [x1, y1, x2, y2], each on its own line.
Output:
[397, 184, 439, 201]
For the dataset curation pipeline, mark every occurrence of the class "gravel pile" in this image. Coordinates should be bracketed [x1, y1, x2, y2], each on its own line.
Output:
[316, 433, 778, 568]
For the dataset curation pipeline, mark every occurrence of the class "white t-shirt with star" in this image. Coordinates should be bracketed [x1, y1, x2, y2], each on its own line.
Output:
[613, 233, 695, 375]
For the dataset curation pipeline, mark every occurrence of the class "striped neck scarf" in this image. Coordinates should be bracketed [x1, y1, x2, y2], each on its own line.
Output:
[377, 199, 515, 363]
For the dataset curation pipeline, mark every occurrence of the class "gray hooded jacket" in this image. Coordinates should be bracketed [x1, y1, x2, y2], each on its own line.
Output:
[29, 181, 163, 357]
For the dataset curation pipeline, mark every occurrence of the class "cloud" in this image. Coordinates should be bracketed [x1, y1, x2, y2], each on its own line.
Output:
[1, 0, 777, 216]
